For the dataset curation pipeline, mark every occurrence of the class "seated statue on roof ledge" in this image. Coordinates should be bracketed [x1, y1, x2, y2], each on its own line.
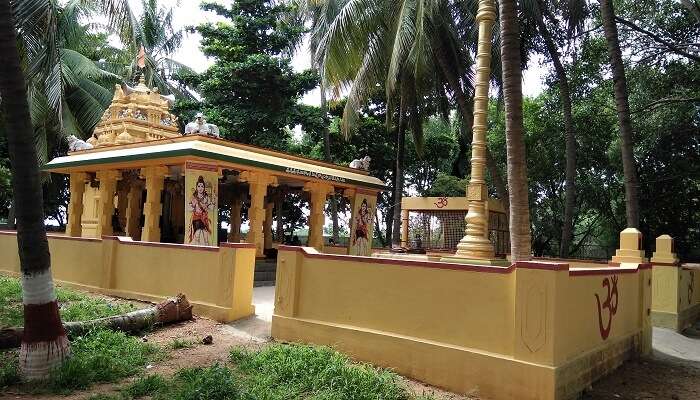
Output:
[184, 112, 220, 138]
[349, 156, 371, 170]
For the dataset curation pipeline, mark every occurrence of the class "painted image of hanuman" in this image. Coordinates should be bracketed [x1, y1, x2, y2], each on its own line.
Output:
[188, 175, 214, 245]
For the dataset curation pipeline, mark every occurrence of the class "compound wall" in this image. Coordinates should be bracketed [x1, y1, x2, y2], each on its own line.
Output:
[0, 231, 255, 322]
[652, 262, 700, 331]
[272, 246, 652, 400]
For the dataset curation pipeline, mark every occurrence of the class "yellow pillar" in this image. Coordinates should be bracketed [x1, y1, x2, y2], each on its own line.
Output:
[65, 172, 87, 237]
[342, 188, 357, 253]
[240, 171, 277, 257]
[140, 166, 168, 242]
[400, 209, 409, 248]
[264, 202, 274, 250]
[451, 0, 496, 261]
[651, 234, 679, 264]
[304, 181, 334, 250]
[95, 170, 120, 237]
[125, 181, 144, 240]
[228, 196, 242, 242]
[611, 228, 647, 263]
[115, 183, 129, 233]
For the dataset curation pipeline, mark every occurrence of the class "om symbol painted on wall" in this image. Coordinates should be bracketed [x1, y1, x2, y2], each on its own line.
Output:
[434, 197, 448, 208]
[594, 275, 619, 340]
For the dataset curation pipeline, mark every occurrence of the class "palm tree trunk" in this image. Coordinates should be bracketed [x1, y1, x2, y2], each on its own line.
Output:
[600, 0, 640, 228]
[499, 0, 532, 261]
[0, 0, 70, 379]
[320, 84, 340, 243]
[434, 48, 509, 211]
[534, 2, 576, 257]
[391, 97, 407, 246]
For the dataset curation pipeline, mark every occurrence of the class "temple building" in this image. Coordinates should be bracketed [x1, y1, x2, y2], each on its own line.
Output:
[45, 79, 385, 257]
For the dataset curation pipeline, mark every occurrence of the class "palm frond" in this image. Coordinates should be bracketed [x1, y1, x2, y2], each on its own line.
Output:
[61, 48, 121, 81]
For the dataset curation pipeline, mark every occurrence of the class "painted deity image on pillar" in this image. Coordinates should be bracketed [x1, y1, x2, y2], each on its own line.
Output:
[349, 194, 376, 256]
[185, 165, 218, 246]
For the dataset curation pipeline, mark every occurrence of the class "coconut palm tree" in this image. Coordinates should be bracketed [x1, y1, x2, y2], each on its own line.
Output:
[12, 0, 194, 165]
[293, 0, 342, 242]
[124, 0, 196, 98]
[499, 0, 532, 261]
[599, 0, 640, 228]
[13, 0, 123, 162]
[314, 0, 431, 245]
[315, 0, 514, 244]
[0, 0, 70, 379]
[528, 0, 580, 257]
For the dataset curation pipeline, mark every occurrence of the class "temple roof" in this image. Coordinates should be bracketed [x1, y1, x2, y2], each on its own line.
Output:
[45, 135, 386, 191]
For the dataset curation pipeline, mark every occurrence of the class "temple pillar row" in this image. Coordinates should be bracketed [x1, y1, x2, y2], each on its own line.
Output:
[227, 196, 242, 243]
[240, 171, 277, 257]
[264, 201, 274, 250]
[400, 209, 409, 248]
[140, 166, 168, 242]
[95, 170, 120, 237]
[125, 181, 144, 240]
[304, 181, 334, 250]
[66, 172, 88, 237]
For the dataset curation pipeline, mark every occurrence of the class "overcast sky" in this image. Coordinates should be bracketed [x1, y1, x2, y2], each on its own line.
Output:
[133, 0, 546, 106]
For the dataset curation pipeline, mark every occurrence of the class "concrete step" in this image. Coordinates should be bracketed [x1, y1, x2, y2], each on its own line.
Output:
[255, 271, 277, 282]
[254, 260, 277, 285]
[255, 263, 277, 272]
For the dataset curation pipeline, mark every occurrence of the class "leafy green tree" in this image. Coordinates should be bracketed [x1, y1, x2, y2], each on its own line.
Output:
[425, 173, 469, 197]
[188, 0, 318, 150]
[405, 117, 458, 196]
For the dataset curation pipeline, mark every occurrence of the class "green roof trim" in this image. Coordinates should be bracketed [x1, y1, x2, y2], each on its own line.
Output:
[44, 147, 388, 191]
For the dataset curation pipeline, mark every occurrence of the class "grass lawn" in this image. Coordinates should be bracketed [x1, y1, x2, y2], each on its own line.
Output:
[90, 344, 433, 400]
[1, 276, 437, 399]
[1, 275, 154, 391]
[0, 275, 137, 328]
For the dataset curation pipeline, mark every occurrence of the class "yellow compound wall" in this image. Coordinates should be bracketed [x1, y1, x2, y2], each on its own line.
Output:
[651, 263, 700, 331]
[0, 231, 255, 322]
[272, 246, 652, 400]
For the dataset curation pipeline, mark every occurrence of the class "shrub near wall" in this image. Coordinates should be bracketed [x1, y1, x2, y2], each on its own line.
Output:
[271, 246, 652, 400]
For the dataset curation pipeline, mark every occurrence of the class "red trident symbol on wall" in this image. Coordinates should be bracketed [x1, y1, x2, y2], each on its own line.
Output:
[595, 275, 619, 340]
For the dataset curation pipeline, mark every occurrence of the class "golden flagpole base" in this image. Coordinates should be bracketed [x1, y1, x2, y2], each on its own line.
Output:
[440, 235, 507, 266]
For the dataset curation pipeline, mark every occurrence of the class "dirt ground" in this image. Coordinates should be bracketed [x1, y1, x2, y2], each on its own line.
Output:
[2, 315, 699, 400]
[581, 353, 700, 400]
